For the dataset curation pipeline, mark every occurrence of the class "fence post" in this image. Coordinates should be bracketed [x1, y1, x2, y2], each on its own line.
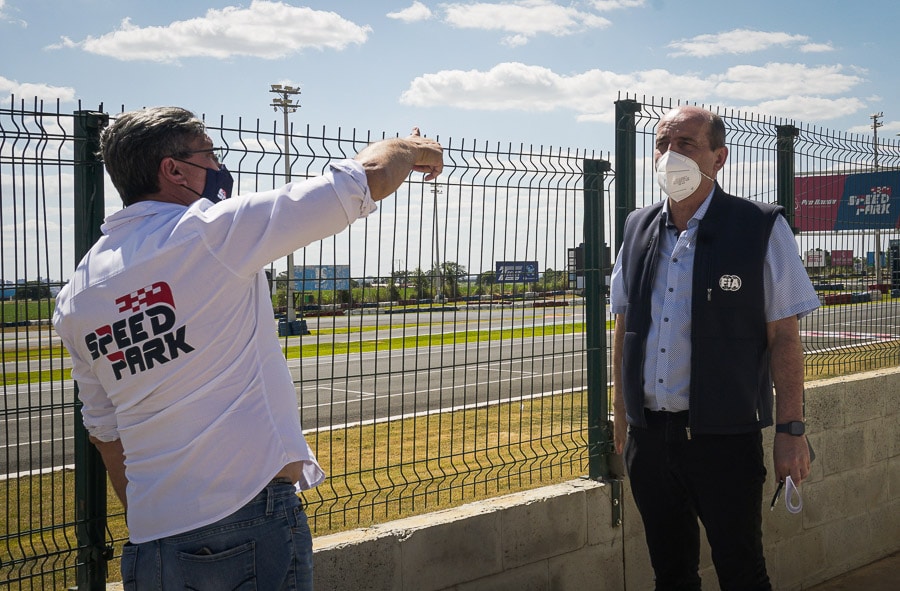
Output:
[776, 125, 799, 231]
[614, 99, 642, 254]
[72, 109, 110, 591]
[583, 158, 612, 484]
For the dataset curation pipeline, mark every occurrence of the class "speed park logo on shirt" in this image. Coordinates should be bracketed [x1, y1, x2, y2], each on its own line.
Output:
[82, 281, 195, 380]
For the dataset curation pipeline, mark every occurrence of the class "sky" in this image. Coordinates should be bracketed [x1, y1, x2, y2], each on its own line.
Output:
[2, 0, 899, 150]
[3, 0, 900, 283]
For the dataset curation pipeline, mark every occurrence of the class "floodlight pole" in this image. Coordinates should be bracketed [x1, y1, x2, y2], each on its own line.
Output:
[431, 184, 444, 301]
[270, 84, 301, 322]
[872, 112, 884, 284]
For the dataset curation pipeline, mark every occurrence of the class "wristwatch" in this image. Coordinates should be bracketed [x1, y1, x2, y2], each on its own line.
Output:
[775, 421, 805, 436]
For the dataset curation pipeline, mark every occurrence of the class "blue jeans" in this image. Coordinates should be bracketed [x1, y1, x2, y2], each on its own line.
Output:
[120, 482, 313, 590]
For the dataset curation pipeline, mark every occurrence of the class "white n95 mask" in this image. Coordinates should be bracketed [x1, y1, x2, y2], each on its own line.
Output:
[655, 150, 711, 202]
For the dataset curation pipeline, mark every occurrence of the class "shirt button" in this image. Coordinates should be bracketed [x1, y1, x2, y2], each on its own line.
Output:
[661, 348, 666, 353]
[658, 378, 664, 383]
[664, 317, 669, 322]
[668, 287, 674, 292]
[673, 258, 678, 263]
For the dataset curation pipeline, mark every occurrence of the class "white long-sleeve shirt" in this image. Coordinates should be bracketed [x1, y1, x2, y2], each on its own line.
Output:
[53, 160, 375, 543]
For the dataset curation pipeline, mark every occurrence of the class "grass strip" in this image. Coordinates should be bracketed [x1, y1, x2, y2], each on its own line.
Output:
[3, 322, 590, 385]
[1, 390, 591, 586]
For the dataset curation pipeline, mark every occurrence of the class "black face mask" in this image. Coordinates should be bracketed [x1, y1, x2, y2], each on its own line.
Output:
[177, 160, 235, 202]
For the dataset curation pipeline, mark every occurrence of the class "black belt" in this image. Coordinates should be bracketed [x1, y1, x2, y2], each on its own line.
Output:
[643, 409, 689, 428]
[268, 476, 295, 486]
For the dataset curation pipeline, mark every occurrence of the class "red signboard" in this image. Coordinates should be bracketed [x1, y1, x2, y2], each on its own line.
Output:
[795, 175, 844, 231]
[831, 249, 854, 266]
[794, 170, 900, 231]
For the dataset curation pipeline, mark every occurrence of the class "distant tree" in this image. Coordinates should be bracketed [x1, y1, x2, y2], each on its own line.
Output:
[391, 269, 410, 286]
[272, 271, 289, 308]
[410, 267, 431, 299]
[475, 269, 496, 296]
[15, 282, 50, 300]
[336, 289, 353, 305]
[540, 268, 568, 291]
[430, 261, 467, 299]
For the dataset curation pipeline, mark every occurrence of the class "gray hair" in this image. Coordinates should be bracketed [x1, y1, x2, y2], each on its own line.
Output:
[100, 107, 207, 205]
[706, 111, 727, 151]
[661, 106, 727, 151]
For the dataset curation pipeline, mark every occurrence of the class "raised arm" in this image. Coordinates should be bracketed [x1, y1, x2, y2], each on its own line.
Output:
[354, 127, 443, 201]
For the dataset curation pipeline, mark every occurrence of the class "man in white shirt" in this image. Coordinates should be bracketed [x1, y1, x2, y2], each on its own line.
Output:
[52, 106, 443, 589]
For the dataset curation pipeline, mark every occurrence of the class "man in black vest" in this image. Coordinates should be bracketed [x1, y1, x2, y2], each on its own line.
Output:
[610, 106, 820, 590]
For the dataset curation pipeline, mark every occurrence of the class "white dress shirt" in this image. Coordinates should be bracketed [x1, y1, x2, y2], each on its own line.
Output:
[53, 160, 374, 543]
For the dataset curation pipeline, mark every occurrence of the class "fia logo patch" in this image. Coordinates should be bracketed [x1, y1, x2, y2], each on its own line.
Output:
[718, 275, 742, 292]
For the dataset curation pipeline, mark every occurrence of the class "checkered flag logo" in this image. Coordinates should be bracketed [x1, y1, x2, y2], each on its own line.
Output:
[115, 281, 175, 314]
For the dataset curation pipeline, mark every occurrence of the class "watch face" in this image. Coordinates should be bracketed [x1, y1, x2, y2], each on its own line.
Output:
[778, 421, 805, 435]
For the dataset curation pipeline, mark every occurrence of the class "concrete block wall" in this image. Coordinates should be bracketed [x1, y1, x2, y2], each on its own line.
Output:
[312, 367, 900, 590]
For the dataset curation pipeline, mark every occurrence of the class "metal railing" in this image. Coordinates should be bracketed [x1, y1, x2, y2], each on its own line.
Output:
[1, 98, 603, 588]
[3, 94, 900, 588]
[612, 95, 900, 378]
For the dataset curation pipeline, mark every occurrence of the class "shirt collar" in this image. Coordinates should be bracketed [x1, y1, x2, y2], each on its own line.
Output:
[661, 184, 716, 230]
[101, 200, 187, 234]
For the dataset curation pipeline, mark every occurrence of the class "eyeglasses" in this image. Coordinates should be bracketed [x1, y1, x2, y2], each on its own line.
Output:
[174, 146, 226, 163]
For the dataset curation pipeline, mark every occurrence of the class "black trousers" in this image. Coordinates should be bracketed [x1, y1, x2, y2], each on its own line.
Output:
[624, 410, 771, 591]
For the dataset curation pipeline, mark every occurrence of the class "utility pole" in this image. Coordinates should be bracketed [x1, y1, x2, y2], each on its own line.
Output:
[270, 84, 302, 323]
[431, 184, 444, 301]
[872, 112, 884, 284]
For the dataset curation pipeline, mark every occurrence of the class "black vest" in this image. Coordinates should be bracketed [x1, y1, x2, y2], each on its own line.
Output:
[619, 186, 783, 434]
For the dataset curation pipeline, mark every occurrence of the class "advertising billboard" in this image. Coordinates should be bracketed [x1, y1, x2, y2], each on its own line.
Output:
[495, 261, 539, 283]
[292, 265, 351, 291]
[794, 170, 900, 232]
[831, 249, 854, 267]
[867, 252, 887, 267]
[804, 251, 825, 268]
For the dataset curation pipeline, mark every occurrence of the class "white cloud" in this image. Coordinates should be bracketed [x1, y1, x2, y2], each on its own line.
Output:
[442, 0, 611, 45]
[744, 96, 866, 122]
[400, 61, 867, 125]
[400, 62, 714, 122]
[402, 62, 594, 112]
[589, 0, 646, 10]
[848, 118, 900, 136]
[231, 137, 279, 153]
[714, 63, 863, 101]
[668, 29, 834, 57]
[0, 0, 27, 27]
[50, 1, 371, 62]
[799, 42, 834, 53]
[0, 76, 76, 103]
[387, 1, 433, 23]
[502, 34, 529, 48]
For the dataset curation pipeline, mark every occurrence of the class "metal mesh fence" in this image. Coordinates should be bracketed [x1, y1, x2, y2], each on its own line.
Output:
[3, 93, 899, 587]
[238, 124, 601, 532]
[1, 97, 82, 590]
[618, 94, 900, 379]
[1, 99, 599, 586]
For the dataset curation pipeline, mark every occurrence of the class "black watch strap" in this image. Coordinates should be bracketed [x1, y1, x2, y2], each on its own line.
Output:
[775, 421, 805, 436]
